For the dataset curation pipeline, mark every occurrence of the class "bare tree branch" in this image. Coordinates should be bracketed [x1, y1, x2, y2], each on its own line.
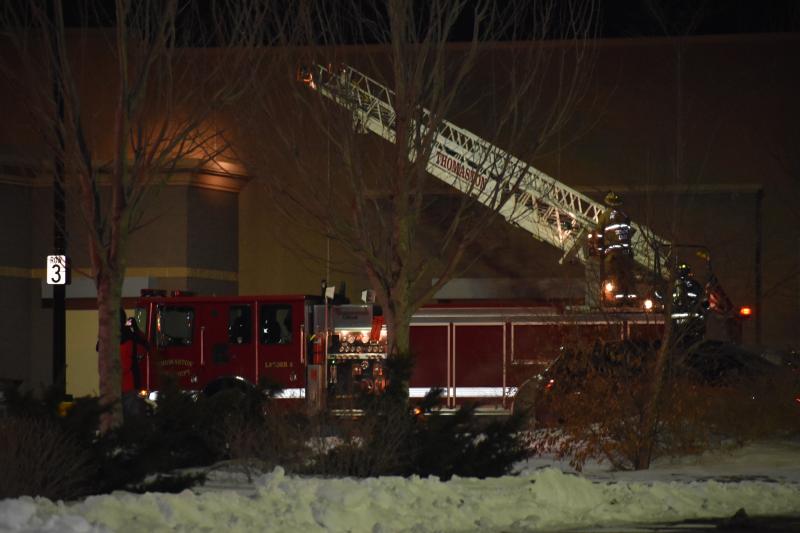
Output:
[235, 0, 599, 355]
[1, 0, 273, 431]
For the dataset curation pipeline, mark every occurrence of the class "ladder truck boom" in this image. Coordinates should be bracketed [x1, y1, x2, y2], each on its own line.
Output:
[303, 63, 671, 279]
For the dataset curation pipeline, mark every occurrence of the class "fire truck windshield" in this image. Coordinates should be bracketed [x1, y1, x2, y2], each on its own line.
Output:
[133, 307, 147, 333]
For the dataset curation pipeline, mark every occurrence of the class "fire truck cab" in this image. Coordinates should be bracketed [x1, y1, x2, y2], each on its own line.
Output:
[134, 292, 316, 400]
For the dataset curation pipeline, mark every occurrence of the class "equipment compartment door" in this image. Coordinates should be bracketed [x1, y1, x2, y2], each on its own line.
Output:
[257, 301, 305, 398]
[510, 323, 564, 388]
[628, 321, 663, 342]
[409, 324, 450, 406]
[453, 324, 505, 406]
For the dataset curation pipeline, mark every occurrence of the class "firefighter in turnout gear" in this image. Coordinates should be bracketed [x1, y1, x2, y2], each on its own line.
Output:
[120, 312, 149, 417]
[671, 262, 709, 345]
[595, 191, 637, 304]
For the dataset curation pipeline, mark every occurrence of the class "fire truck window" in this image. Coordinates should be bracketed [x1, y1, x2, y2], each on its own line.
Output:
[260, 304, 292, 344]
[157, 307, 194, 347]
[229, 305, 252, 344]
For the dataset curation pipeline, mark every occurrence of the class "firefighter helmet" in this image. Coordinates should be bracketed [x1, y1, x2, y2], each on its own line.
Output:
[677, 262, 691, 278]
[604, 191, 622, 207]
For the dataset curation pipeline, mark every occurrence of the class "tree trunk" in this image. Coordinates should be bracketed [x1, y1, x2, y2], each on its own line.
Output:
[391, 313, 411, 356]
[636, 296, 675, 470]
[373, 281, 414, 397]
[96, 270, 124, 433]
[382, 290, 413, 357]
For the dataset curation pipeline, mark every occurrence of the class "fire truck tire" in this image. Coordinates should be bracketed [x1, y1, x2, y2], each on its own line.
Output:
[203, 377, 255, 398]
[511, 378, 539, 429]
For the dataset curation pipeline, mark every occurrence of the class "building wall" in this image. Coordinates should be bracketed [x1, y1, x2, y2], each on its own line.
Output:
[234, 35, 799, 348]
[1, 34, 798, 392]
[555, 35, 798, 348]
[65, 309, 102, 397]
[186, 186, 239, 295]
[238, 178, 365, 298]
[0, 177, 241, 390]
[0, 182, 32, 384]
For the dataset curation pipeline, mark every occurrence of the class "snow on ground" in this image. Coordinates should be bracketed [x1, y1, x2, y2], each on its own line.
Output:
[2, 440, 800, 532]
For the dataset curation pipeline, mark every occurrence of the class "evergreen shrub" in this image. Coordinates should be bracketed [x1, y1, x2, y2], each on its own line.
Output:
[299, 353, 532, 479]
[0, 414, 95, 500]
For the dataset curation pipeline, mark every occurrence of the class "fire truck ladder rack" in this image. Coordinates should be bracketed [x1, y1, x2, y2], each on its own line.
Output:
[305, 63, 672, 279]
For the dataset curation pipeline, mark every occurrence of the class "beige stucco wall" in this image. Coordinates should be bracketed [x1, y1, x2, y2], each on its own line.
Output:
[66, 308, 138, 398]
[238, 178, 367, 299]
[65, 310, 101, 397]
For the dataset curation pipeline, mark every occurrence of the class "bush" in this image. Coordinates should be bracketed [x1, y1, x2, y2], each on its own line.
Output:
[407, 401, 530, 479]
[96, 378, 280, 491]
[295, 354, 531, 479]
[225, 402, 312, 473]
[1, 355, 533, 498]
[0, 415, 95, 500]
[224, 353, 531, 480]
[698, 376, 800, 445]
[0, 380, 236, 496]
[303, 406, 415, 477]
[533, 352, 711, 471]
[532, 341, 800, 471]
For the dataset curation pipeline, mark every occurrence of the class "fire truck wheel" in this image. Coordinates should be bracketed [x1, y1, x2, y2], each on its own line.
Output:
[511, 378, 539, 430]
[203, 377, 255, 398]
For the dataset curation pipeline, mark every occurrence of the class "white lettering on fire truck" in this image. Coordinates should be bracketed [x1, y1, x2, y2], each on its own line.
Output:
[159, 359, 193, 367]
[435, 151, 488, 189]
[265, 361, 293, 368]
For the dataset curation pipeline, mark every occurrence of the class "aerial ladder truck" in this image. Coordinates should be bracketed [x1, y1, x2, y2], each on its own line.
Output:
[299, 63, 741, 321]
[119, 64, 743, 412]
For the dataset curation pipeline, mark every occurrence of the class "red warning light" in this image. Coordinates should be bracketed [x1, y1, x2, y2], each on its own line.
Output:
[739, 306, 753, 317]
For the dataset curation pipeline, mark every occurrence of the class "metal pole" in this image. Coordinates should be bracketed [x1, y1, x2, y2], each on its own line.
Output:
[50, 0, 67, 397]
[755, 188, 763, 345]
[322, 286, 330, 411]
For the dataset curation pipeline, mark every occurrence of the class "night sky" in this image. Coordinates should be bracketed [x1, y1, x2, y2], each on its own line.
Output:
[600, 0, 799, 38]
[54, 1, 800, 41]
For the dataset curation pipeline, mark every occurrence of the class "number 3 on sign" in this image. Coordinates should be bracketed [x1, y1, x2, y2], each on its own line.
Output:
[46, 255, 67, 285]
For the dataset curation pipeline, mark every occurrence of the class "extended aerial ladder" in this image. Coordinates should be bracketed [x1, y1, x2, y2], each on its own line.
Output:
[301, 64, 674, 295]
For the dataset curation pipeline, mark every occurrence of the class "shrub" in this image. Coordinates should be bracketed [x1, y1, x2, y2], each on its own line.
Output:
[533, 342, 713, 470]
[0, 415, 95, 500]
[407, 401, 530, 479]
[308, 385, 424, 478]
[222, 353, 531, 480]
[96, 379, 275, 491]
[698, 375, 800, 444]
[298, 354, 531, 479]
[0, 355, 533, 496]
[532, 340, 800, 471]
[225, 402, 312, 473]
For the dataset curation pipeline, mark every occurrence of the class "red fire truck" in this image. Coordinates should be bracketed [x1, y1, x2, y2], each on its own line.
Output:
[126, 63, 745, 413]
[131, 290, 663, 412]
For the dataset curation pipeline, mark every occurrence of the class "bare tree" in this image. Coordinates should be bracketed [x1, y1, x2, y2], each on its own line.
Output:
[236, 0, 598, 358]
[1, 0, 270, 430]
[632, 0, 709, 469]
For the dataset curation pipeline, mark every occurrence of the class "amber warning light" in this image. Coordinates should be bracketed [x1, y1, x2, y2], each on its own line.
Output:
[739, 306, 753, 317]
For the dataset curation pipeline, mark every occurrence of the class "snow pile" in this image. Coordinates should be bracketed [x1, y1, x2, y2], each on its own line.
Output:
[2, 455, 800, 533]
[515, 439, 800, 484]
